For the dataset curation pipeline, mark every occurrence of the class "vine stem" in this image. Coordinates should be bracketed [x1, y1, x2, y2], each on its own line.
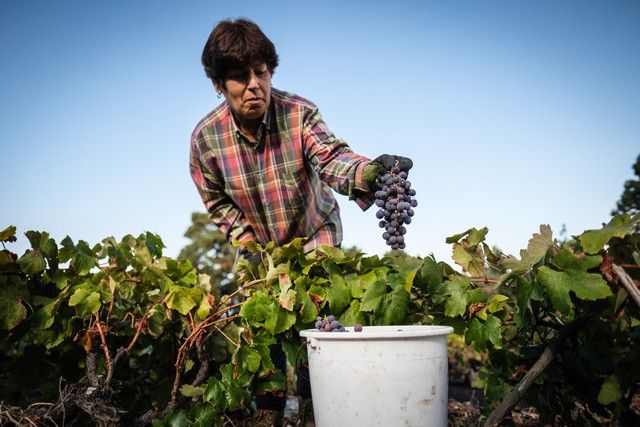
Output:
[105, 306, 153, 388]
[612, 264, 640, 308]
[215, 324, 240, 348]
[170, 315, 238, 405]
[94, 314, 112, 369]
[226, 278, 265, 301]
[484, 316, 588, 427]
[469, 277, 498, 284]
[126, 310, 150, 352]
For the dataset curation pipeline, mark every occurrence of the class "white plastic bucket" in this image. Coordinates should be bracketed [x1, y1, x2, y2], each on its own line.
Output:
[299, 325, 453, 427]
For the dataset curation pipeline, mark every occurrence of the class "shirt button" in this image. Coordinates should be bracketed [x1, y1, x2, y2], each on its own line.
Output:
[265, 202, 270, 206]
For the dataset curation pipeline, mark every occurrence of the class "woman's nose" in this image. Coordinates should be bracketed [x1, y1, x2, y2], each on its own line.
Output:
[247, 71, 260, 89]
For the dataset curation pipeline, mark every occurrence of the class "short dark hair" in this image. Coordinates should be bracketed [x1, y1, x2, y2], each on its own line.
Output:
[201, 18, 279, 88]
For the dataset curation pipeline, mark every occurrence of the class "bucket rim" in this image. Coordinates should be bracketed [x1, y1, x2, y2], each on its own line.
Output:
[299, 325, 454, 340]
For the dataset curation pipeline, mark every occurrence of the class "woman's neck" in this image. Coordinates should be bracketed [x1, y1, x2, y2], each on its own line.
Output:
[234, 113, 262, 141]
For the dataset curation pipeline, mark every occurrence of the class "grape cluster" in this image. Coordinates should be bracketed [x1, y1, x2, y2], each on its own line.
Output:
[374, 163, 417, 249]
[315, 315, 346, 332]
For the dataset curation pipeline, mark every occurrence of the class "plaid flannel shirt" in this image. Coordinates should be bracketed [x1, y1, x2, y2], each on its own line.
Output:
[190, 88, 374, 252]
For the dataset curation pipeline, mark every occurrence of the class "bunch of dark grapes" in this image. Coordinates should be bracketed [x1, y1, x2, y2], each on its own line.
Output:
[315, 315, 346, 332]
[374, 162, 417, 249]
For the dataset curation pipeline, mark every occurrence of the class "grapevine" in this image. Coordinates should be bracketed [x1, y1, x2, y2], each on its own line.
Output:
[1, 211, 639, 426]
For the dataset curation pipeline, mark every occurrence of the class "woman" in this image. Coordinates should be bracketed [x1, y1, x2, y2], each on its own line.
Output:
[190, 18, 412, 426]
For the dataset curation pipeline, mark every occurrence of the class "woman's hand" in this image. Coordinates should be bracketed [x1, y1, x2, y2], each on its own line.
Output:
[373, 154, 413, 171]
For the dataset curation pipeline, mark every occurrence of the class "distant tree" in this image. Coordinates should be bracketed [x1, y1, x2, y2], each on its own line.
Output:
[612, 154, 640, 216]
[178, 212, 236, 292]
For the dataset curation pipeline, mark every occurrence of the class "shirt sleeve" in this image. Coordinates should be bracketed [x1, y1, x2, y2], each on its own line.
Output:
[190, 133, 256, 244]
[301, 105, 375, 210]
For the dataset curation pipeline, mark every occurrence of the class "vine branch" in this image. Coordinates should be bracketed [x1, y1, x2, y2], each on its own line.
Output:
[94, 314, 112, 370]
[612, 263, 640, 308]
[484, 316, 588, 427]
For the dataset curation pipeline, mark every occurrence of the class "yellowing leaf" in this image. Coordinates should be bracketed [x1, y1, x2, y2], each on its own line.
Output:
[278, 289, 296, 311]
[0, 282, 28, 330]
[501, 225, 553, 272]
[452, 243, 485, 276]
[180, 384, 205, 398]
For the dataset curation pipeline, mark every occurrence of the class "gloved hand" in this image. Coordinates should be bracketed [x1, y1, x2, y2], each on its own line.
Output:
[363, 154, 413, 192]
[373, 154, 413, 172]
[237, 248, 262, 266]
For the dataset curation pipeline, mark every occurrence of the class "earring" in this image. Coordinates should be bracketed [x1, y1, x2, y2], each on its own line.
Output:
[217, 92, 222, 99]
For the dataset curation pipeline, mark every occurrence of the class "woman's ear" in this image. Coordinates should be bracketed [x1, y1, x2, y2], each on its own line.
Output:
[213, 82, 224, 99]
[213, 81, 221, 93]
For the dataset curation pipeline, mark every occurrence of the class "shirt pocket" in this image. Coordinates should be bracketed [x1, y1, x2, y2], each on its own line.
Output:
[279, 166, 308, 213]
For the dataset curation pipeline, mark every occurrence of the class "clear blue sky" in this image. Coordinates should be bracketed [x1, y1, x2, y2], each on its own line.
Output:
[2, 1, 639, 263]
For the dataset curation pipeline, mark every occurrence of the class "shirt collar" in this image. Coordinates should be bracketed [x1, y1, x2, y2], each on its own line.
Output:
[228, 97, 273, 142]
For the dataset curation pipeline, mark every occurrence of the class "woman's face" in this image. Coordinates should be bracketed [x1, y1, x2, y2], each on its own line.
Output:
[218, 60, 271, 122]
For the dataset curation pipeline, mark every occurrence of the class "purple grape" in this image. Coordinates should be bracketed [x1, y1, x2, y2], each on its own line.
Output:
[372, 159, 417, 249]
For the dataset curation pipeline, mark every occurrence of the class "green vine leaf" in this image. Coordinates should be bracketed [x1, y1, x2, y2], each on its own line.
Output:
[339, 300, 367, 326]
[553, 248, 602, 271]
[68, 288, 101, 316]
[325, 274, 351, 314]
[0, 225, 17, 242]
[274, 307, 296, 334]
[435, 275, 477, 318]
[446, 227, 488, 245]
[236, 345, 261, 373]
[0, 282, 28, 330]
[486, 294, 509, 313]
[501, 224, 553, 273]
[203, 378, 226, 411]
[314, 245, 347, 263]
[18, 250, 46, 275]
[240, 291, 278, 334]
[515, 276, 533, 328]
[294, 278, 318, 324]
[24, 231, 58, 261]
[165, 286, 201, 315]
[465, 315, 502, 351]
[536, 266, 612, 318]
[59, 237, 99, 275]
[381, 285, 409, 324]
[597, 375, 622, 405]
[579, 213, 640, 254]
[360, 279, 387, 313]
[191, 402, 223, 426]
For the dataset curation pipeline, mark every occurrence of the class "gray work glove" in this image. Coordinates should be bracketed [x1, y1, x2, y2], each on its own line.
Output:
[363, 154, 414, 192]
[373, 154, 413, 172]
